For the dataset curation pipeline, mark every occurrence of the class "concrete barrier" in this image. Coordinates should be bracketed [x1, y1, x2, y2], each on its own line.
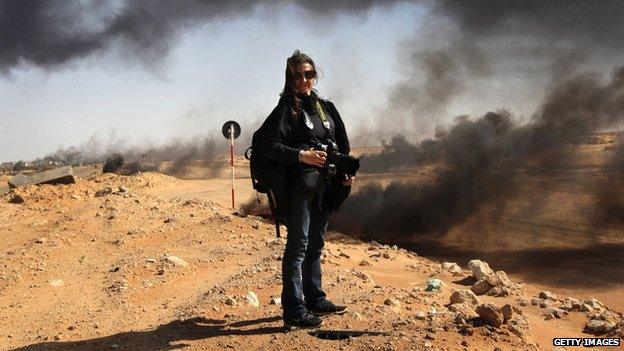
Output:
[8, 166, 76, 188]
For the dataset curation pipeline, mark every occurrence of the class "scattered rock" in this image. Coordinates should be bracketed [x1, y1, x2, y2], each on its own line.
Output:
[49, 279, 64, 287]
[270, 297, 281, 305]
[486, 271, 512, 287]
[501, 304, 514, 320]
[476, 303, 504, 328]
[450, 290, 479, 306]
[352, 270, 375, 285]
[448, 303, 479, 319]
[359, 259, 373, 267]
[95, 187, 113, 197]
[425, 279, 445, 292]
[470, 279, 493, 296]
[162, 255, 188, 267]
[34, 237, 46, 244]
[518, 298, 529, 307]
[245, 292, 259, 307]
[384, 299, 401, 308]
[8, 194, 24, 204]
[468, 260, 494, 280]
[561, 297, 583, 311]
[441, 262, 462, 274]
[415, 311, 427, 320]
[543, 307, 565, 319]
[487, 286, 510, 297]
[539, 291, 557, 300]
[225, 297, 237, 306]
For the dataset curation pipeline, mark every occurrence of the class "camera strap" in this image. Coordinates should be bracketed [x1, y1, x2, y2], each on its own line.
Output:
[302, 109, 314, 129]
[314, 100, 331, 130]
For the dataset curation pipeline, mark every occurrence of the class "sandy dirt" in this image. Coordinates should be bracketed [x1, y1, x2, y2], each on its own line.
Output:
[0, 145, 623, 350]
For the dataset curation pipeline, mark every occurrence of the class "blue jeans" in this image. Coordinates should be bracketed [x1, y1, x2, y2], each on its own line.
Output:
[281, 187, 328, 319]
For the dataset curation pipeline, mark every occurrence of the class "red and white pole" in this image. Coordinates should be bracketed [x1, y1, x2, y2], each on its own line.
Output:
[230, 124, 235, 210]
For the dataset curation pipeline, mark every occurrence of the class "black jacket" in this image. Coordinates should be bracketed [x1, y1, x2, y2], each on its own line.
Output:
[260, 96, 351, 212]
[260, 96, 350, 164]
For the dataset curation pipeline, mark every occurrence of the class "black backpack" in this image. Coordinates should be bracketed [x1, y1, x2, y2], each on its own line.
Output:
[245, 120, 274, 194]
[244, 113, 292, 237]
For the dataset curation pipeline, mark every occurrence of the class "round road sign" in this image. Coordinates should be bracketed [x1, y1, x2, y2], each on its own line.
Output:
[222, 120, 241, 139]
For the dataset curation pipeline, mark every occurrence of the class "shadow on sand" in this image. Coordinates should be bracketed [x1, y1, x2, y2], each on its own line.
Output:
[406, 241, 624, 289]
[8, 316, 283, 351]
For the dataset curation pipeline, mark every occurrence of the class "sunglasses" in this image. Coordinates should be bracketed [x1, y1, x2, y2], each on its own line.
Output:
[294, 70, 316, 80]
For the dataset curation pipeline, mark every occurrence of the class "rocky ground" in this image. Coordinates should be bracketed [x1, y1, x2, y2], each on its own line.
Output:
[1, 169, 623, 350]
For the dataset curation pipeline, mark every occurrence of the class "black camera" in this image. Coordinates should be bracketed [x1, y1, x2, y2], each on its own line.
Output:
[312, 140, 360, 178]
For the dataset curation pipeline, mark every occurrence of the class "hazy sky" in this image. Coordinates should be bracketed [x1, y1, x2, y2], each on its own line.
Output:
[0, 2, 422, 161]
[1, 1, 622, 162]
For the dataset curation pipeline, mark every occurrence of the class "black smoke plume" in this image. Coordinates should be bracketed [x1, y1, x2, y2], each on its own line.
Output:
[369, 0, 624, 141]
[333, 66, 624, 240]
[37, 134, 219, 177]
[0, 0, 401, 74]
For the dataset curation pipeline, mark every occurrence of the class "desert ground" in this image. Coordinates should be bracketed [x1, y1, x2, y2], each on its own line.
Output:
[1, 141, 623, 350]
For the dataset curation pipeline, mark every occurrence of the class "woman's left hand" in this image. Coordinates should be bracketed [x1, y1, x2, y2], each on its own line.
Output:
[342, 174, 355, 186]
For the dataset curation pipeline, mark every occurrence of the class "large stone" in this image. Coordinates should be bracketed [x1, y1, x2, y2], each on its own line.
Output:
[450, 290, 479, 306]
[471, 279, 493, 295]
[468, 260, 494, 280]
[585, 319, 615, 335]
[584, 298, 604, 309]
[486, 271, 511, 287]
[8, 166, 75, 188]
[476, 303, 504, 328]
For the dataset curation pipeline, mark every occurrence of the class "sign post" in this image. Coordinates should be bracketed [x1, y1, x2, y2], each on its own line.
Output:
[221, 121, 241, 210]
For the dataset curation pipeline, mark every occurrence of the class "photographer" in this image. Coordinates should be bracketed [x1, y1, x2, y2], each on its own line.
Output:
[261, 50, 354, 328]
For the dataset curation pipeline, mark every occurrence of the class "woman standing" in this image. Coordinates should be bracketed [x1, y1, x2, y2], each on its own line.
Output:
[261, 50, 354, 328]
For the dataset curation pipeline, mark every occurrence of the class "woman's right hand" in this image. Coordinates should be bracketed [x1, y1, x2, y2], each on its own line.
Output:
[299, 148, 327, 167]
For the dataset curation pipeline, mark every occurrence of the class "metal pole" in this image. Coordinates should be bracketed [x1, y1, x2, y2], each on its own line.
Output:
[230, 124, 235, 210]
